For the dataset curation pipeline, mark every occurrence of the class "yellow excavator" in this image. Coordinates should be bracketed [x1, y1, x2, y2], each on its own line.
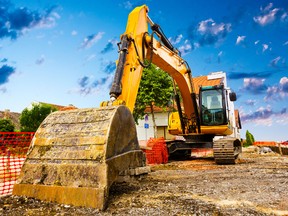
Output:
[13, 5, 241, 210]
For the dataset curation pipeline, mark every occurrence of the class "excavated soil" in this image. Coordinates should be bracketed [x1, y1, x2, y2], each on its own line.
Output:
[1, 147, 288, 216]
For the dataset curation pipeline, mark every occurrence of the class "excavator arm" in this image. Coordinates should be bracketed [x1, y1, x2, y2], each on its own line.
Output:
[103, 5, 200, 134]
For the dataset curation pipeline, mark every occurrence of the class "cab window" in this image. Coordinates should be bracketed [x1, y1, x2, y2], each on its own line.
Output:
[201, 90, 224, 125]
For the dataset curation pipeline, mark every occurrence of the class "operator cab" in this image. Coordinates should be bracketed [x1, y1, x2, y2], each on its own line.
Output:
[199, 85, 236, 126]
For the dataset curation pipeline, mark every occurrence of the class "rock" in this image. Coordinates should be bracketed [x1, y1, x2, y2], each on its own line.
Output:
[259, 147, 273, 154]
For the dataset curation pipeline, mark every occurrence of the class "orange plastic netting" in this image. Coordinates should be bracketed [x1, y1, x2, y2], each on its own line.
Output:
[0, 132, 34, 196]
[144, 137, 168, 164]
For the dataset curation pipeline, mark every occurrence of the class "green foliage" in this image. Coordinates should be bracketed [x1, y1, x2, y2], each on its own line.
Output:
[133, 63, 174, 124]
[20, 103, 57, 132]
[244, 130, 255, 147]
[0, 118, 15, 132]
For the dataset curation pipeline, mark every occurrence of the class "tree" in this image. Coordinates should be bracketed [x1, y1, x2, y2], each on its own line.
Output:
[0, 119, 15, 132]
[244, 130, 255, 147]
[20, 103, 57, 132]
[133, 63, 174, 138]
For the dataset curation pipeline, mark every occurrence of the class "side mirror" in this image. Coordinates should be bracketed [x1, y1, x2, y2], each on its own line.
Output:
[229, 92, 237, 101]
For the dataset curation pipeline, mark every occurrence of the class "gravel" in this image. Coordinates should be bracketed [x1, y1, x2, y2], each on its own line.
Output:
[1, 147, 288, 216]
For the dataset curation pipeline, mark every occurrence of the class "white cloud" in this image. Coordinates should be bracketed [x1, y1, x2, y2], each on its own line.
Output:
[275, 108, 288, 125]
[178, 40, 192, 55]
[217, 51, 223, 63]
[244, 78, 265, 88]
[193, 42, 200, 49]
[80, 32, 105, 49]
[236, 35, 246, 45]
[198, 19, 231, 36]
[71, 30, 77, 36]
[253, 3, 287, 26]
[281, 12, 288, 21]
[263, 3, 273, 11]
[242, 78, 267, 94]
[218, 51, 223, 57]
[85, 54, 96, 62]
[36, 11, 61, 29]
[265, 77, 288, 101]
[121, 1, 133, 10]
[254, 8, 279, 26]
[68, 74, 114, 96]
[241, 105, 273, 126]
[270, 56, 281, 67]
[169, 34, 183, 45]
[262, 44, 269, 52]
[279, 77, 288, 97]
[245, 99, 256, 106]
[241, 104, 288, 129]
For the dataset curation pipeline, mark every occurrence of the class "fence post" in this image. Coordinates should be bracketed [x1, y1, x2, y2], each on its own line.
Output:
[278, 142, 283, 156]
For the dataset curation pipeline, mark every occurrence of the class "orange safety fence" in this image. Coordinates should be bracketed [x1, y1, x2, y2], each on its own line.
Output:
[253, 141, 277, 147]
[143, 137, 168, 164]
[254, 141, 288, 147]
[0, 132, 34, 196]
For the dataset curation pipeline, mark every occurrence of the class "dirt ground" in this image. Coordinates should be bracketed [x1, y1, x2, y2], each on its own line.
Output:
[1, 146, 288, 216]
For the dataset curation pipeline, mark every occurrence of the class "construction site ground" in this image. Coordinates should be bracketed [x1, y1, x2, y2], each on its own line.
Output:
[1, 146, 288, 216]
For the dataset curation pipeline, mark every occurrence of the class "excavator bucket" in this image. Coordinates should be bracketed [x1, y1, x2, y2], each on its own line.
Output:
[13, 106, 149, 210]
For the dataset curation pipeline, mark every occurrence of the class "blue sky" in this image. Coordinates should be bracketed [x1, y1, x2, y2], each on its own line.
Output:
[0, 0, 287, 141]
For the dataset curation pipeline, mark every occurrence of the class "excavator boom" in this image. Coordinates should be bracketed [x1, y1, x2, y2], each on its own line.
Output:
[107, 5, 200, 134]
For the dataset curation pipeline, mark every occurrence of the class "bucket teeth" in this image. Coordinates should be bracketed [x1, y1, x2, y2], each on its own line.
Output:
[13, 106, 148, 210]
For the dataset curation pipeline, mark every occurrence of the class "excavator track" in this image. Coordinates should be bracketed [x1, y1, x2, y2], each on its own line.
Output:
[13, 106, 149, 210]
[213, 138, 242, 165]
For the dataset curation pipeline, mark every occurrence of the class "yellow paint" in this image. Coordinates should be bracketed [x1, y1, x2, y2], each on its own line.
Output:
[201, 125, 233, 135]
[107, 5, 195, 118]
